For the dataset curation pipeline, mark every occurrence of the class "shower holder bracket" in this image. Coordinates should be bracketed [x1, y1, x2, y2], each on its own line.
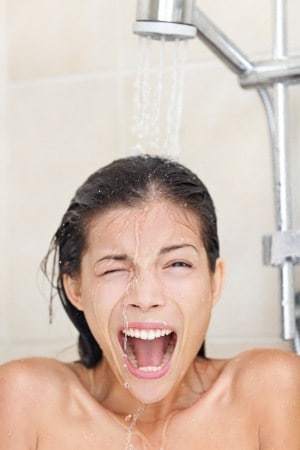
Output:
[240, 56, 300, 88]
[263, 231, 300, 266]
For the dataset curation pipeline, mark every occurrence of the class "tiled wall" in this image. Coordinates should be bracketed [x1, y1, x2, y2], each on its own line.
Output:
[1, 1, 300, 364]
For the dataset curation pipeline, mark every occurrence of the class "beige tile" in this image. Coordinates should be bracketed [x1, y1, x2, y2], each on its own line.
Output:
[0, 0, 7, 74]
[289, 0, 300, 54]
[0, 0, 8, 341]
[188, 0, 272, 63]
[8, 0, 118, 80]
[290, 85, 300, 294]
[0, 339, 79, 365]
[290, 85, 300, 227]
[206, 337, 293, 359]
[5, 77, 119, 340]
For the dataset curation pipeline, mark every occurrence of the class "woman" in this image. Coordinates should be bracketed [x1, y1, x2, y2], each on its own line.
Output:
[1, 154, 300, 449]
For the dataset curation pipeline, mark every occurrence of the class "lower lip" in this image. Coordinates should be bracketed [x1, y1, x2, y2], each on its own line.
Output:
[124, 354, 172, 379]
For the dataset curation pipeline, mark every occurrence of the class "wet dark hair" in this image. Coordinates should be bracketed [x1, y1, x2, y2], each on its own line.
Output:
[42, 154, 220, 368]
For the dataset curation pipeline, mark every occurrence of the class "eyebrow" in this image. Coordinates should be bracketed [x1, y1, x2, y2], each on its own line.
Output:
[96, 244, 198, 263]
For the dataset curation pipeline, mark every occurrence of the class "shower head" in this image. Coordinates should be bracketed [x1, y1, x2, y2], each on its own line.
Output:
[133, 0, 197, 40]
[133, 0, 253, 75]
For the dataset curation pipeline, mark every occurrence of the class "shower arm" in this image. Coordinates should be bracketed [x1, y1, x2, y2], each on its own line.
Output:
[191, 6, 253, 75]
[192, 6, 300, 86]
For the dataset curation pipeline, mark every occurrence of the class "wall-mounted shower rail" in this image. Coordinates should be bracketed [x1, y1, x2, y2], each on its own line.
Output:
[271, 0, 295, 340]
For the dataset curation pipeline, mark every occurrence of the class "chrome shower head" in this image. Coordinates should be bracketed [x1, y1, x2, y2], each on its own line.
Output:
[133, 0, 253, 75]
[133, 0, 197, 40]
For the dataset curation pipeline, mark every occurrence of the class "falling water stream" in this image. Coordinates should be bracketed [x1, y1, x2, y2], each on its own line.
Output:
[121, 210, 147, 450]
[132, 36, 187, 159]
[119, 208, 175, 450]
[121, 41, 189, 443]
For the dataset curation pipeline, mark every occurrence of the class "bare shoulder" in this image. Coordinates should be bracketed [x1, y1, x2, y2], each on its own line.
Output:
[0, 356, 76, 414]
[0, 356, 75, 449]
[228, 348, 300, 449]
[0, 356, 74, 390]
[229, 347, 300, 392]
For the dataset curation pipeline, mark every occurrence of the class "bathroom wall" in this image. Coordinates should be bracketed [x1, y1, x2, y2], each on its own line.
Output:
[1, 0, 300, 363]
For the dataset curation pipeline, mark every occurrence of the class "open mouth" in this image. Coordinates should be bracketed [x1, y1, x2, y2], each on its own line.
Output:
[118, 326, 177, 380]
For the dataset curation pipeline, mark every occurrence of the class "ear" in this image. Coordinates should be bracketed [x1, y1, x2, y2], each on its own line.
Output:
[211, 258, 225, 307]
[62, 274, 84, 312]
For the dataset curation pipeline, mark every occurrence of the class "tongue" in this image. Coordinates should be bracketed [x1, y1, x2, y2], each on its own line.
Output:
[131, 336, 169, 367]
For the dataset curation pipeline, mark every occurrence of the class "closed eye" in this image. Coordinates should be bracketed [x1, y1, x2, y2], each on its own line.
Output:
[103, 269, 126, 275]
[169, 261, 192, 268]
[102, 262, 192, 275]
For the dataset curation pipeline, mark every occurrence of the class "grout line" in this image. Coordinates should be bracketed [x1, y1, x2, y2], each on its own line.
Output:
[8, 46, 300, 89]
[8, 69, 119, 88]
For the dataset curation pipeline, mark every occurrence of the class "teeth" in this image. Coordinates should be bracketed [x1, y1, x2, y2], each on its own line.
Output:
[140, 330, 147, 340]
[139, 365, 163, 372]
[148, 330, 156, 340]
[122, 328, 173, 340]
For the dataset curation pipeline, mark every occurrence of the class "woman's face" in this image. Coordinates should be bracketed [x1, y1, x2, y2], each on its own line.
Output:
[64, 198, 224, 404]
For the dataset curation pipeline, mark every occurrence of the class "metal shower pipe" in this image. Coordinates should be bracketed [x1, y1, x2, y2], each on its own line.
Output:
[272, 0, 295, 340]
[192, 7, 253, 75]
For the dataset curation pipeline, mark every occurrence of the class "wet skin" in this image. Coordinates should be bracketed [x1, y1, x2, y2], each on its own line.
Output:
[1, 349, 300, 449]
[1, 199, 300, 449]
[63, 197, 226, 409]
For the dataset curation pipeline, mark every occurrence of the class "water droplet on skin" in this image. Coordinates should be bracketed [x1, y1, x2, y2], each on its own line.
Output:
[124, 382, 130, 389]
[125, 414, 132, 422]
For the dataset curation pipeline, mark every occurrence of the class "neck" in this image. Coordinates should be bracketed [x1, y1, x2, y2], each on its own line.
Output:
[92, 356, 212, 425]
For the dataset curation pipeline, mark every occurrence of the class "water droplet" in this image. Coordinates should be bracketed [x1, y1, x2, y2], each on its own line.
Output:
[124, 381, 130, 389]
[125, 414, 132, 422]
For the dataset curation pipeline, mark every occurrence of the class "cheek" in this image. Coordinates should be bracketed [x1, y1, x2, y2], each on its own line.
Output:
[161, 270, 213, 309]
[81, 274, 131, 323]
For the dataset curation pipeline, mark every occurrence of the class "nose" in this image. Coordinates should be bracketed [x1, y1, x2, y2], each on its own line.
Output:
[125, 271, 166, 312]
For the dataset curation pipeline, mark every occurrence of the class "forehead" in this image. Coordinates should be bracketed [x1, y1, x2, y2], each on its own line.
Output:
[86, 199, 203, 252]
